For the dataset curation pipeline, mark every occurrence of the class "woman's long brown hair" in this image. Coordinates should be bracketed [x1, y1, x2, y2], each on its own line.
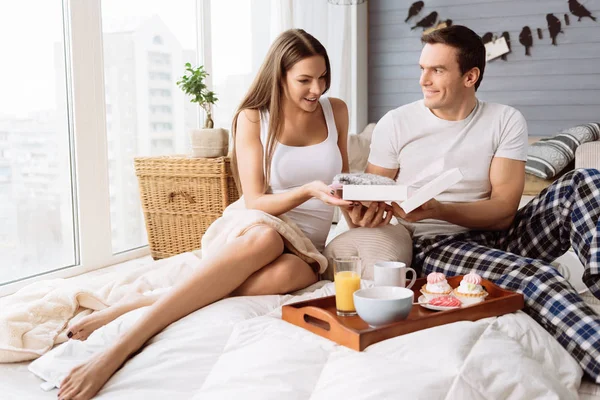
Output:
[231, 29, 331, 194]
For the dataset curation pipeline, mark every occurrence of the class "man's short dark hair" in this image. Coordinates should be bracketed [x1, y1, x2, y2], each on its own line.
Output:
[421, 25, 486, 91]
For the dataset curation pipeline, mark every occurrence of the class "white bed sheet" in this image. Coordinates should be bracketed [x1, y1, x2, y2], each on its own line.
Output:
[1, 248, 600, 400]
[0, 280, 597, 400]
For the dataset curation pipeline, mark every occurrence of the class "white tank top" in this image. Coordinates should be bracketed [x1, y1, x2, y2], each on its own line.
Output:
[259, 97, 342, 252]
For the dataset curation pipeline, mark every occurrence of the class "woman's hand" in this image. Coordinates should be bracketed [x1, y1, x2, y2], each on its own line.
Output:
[345, 201, 394, 228]
[305, 181, 354, 207]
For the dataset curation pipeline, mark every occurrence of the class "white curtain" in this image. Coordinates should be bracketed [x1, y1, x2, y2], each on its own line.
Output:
[228, 0, 361, 133]
[267, 0, 355, 132]
[210, 0, 361, 134]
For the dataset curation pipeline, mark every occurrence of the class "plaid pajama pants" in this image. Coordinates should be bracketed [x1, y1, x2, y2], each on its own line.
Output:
[412, 168, 600, 383]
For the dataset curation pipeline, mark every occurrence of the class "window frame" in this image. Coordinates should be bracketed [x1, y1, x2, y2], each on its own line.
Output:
[0, 0, 208, 296]
[0, 0, 368, 297]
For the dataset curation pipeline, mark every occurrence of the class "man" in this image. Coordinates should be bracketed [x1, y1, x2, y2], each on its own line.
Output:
[326, 25, 600, 382]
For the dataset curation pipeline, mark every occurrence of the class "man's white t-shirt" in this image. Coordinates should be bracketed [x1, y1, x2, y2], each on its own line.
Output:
[368, 99, 528, 238]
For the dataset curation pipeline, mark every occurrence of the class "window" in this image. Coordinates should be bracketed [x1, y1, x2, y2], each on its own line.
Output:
[101, 0, 198, 254]
[148, 51, 172, 66]
[1, 0, 322, 293]
[151, 138, 174, 151]
[0, 0, 200, 293]
[149, 88, 172, 97]
[0, 1, 77, 286]
[150, 105, 172, 114]
[209, 0, 262, 132]
[150, 122, 173, 131]
[149, 71, 172, 81]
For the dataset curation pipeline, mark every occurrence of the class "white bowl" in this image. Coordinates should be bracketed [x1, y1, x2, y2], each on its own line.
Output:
[353, 286, 414, 327]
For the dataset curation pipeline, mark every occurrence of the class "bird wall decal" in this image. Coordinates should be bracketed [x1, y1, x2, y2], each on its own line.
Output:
[546, 13, 563, 45]
[568, 0, 597, 22]
[501, 31, 511, 61]
[481, 32, 495, 45]
[401, 2, 588, 61]
[519, 26, 533, 56]
[405, 1, 425, 23]
[411, 11, 438, 30]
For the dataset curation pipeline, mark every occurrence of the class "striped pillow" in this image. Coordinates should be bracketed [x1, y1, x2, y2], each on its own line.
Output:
[526, 123, 600, 179]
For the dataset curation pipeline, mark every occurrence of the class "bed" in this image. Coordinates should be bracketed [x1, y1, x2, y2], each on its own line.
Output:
[1, 252, 599, 399]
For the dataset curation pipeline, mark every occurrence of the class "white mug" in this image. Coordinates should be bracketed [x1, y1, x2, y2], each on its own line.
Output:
[373, 261, 416, 289]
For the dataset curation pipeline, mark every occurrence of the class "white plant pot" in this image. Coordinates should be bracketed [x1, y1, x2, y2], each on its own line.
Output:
[190, 128, 229, 158]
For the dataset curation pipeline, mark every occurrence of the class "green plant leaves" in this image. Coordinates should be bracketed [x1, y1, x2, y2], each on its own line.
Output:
[176, 64, 218, 107]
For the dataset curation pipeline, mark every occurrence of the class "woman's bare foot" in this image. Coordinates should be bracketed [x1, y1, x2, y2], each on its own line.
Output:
[58, 347, 127, 400]
[68, 294, 160, 341]
[68, 307, 120, 341]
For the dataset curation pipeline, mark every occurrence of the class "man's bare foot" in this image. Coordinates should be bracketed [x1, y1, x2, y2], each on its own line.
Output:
[68, 308, 119, 341]
[57, 347, 127, 400]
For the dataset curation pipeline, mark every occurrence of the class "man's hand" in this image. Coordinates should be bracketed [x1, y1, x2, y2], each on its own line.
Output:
[391, 199, 443, 223]
[390, 158, 524, 230]
[345, 201, 394, 228]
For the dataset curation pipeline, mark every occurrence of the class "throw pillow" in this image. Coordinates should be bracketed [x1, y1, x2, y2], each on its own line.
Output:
[525, 123, 600, 179]
[348, 123, 376, 173]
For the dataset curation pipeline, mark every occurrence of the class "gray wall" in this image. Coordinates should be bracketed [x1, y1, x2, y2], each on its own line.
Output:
[368, 0, 600, 136]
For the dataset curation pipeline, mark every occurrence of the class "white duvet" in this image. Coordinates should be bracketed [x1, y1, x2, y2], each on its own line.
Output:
[25, 279, 585, 400]
[0, 204, 327, 364]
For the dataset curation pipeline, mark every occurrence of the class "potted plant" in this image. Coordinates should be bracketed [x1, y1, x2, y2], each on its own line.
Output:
[177, 63, 228, 158]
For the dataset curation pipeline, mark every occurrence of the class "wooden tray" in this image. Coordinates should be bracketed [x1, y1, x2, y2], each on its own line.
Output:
[282, 275, 524, 351]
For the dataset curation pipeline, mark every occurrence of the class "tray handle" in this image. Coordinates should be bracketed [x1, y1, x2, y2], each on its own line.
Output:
[299, 306, 349, 339]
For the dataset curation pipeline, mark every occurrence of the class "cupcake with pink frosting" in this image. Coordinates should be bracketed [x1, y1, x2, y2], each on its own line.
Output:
[420, 272, 453, 300]
[453, 272, 488, 305]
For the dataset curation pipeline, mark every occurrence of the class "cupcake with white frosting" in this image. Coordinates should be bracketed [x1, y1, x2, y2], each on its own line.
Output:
[420, 272, 453, 300]
[453, 272, 488, 305]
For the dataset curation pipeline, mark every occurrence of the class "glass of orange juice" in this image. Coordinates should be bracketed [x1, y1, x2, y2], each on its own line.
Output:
[333, 256, 361, 316]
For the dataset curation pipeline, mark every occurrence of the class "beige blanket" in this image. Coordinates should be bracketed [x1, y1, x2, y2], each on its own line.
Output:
[0, 201, 326, 363]
[201, 199, 327, 274]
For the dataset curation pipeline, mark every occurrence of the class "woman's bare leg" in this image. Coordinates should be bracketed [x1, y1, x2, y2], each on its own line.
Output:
[58, 225, 291, 400]
[67, 293, 161, 341]
[232, 253, 317, 296]
[68, 250, 317, 341]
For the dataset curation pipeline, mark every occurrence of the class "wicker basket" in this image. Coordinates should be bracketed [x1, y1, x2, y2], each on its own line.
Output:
[134, 155, 240, 259]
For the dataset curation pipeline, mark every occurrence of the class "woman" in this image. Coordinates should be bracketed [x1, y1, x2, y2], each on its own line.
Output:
[58, 29, 361, 400]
